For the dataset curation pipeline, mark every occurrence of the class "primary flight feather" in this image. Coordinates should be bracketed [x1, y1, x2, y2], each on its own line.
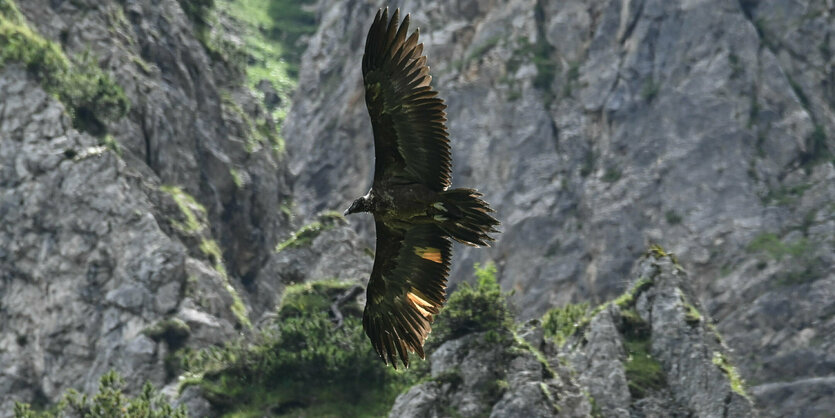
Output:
[344, 8, 500, 368]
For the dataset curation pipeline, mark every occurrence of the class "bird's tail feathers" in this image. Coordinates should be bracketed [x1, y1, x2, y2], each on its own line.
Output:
[434, 188, 500, 247]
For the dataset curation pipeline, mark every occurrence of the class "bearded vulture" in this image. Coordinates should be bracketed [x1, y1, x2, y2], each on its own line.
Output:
[344, 8, 500, 368]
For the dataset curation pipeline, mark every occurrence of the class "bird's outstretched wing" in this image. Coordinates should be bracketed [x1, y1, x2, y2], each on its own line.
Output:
[363, 8, 451, 191]
[363, 222, 451, 368]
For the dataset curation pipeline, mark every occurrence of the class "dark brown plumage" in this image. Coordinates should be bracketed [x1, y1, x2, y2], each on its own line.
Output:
[344, 8, 500, 368]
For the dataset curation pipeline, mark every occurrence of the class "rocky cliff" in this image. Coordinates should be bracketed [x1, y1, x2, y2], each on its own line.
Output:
[1, 0, 833, 416]
[0, 0, 295, 412]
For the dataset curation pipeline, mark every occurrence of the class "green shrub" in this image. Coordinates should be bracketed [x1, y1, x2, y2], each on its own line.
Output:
[542, 302, 590, 346]
[14, 371, 186, 418]
[182, 280, 414, 417]
[58, 50, 130, 135]
[428, 262, 514, 349]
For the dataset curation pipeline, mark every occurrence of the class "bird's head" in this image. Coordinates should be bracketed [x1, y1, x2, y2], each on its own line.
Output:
[344, 194, 371, 216]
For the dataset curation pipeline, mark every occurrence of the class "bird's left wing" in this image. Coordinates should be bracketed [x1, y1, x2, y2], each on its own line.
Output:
[363, 221, 451, 368]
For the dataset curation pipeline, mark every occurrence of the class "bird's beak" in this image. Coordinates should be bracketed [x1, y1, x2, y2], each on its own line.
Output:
[343, 207, 351, 216]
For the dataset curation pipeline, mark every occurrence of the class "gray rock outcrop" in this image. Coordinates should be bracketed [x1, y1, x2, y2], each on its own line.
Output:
[391, 252, 757, 417]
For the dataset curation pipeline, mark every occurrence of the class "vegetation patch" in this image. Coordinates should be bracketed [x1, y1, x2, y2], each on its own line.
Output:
[618, 309, 667, 399]
[101, 134, 121, 156]
[513, 34, 557, 104]
[14, 371, 185, 418]
[433, 368, 464, 390]
[467, 34, 503, 64]
[428, 262, 514, 350]
[746, 232, 811, 261]
[712, 352, 750, 399]
[580, 149, 596, 177]
[275, 211, 346, 252]
[542, 302, 590, 347]
[762, 183, 811, 206]
[0, 2, 129, 136]
[221, 0, 317, 141]
[729, 52, 743, 79]
[622, 333, 666, 399]
[200, 238, 252, 329]
[641, 78, 660, 102]
[160, 185, 251, 329]
[602, 166, 622, 183]
[682, 298, 702, 327]
[180, 279, 416, 417]
[160, 185, 208, 234]
[613, 277, 653, 309]
[531, 1, 557, 100]
[562, 61, 580, 98]
[539, 382, 560, 413]
[220, 91, 283, 155]
[512, 332, 556, 379]
[177, 0, 214, 33]
[229, 167, 245, 188]
[488, 379, 510, 399]
[800, 124, 832, 170]
[665, 210, 683, 225]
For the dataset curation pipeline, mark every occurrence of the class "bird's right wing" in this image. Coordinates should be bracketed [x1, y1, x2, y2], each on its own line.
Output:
[363, 221, 451, 368]
[362, 8, 452, 191]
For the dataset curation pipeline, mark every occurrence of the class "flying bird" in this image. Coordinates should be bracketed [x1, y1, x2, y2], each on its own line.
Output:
[344, 8, 500, 368]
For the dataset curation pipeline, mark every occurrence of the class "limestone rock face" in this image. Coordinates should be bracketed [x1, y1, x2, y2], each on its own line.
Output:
[2, 0, 833, 416]
[0, 65, 233, 410]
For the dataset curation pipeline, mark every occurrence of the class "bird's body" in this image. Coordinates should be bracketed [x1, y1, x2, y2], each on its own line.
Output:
[345, 8, 499, 368]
